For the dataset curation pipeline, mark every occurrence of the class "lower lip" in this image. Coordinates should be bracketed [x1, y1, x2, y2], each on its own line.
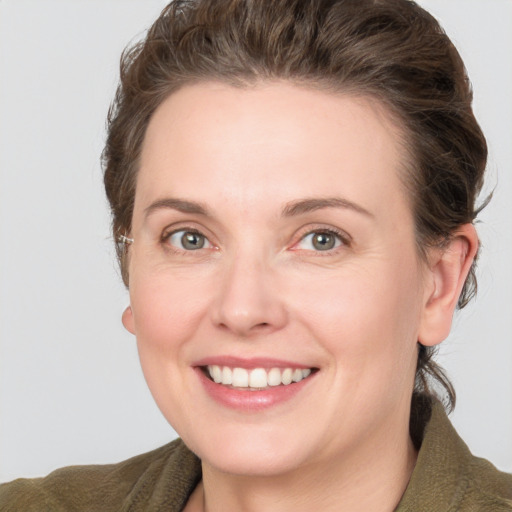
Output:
[196, 368, 315, 411]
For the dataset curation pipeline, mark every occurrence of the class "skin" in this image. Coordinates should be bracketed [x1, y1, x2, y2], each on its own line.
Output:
[122, 81, 477, 512]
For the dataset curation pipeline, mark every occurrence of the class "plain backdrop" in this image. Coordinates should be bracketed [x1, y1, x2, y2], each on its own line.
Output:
[0, 0, 511, 483]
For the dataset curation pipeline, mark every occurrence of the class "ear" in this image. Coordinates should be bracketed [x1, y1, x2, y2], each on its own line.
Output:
[418, 224, 479, 347]
[122, 305, 136, 334]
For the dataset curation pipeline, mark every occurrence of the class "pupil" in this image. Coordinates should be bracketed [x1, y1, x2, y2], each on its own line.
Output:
[313, 233, 334, 250]
[182, 232, 204, 250]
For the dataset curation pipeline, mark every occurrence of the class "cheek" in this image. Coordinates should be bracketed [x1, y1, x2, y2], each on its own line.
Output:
[288, 258, 423, 372]
[128, 269, 214, 430]
[129, 269, 210, 357]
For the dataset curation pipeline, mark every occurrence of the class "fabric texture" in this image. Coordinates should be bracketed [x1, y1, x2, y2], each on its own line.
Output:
[395, 402, 512, 511]
[1, 401, 511, 511]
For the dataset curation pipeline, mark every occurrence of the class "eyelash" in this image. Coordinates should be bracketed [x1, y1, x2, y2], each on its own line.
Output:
[291, 227, 351, 254]
[161, 228, 215, 253]
[160, 226, 351, 255]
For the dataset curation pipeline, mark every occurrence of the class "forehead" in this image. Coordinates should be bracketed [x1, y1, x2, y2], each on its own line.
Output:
[136, 81, 409, 222]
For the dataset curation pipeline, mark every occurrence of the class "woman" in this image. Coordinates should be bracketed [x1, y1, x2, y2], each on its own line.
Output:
[1, 0, 511, 510]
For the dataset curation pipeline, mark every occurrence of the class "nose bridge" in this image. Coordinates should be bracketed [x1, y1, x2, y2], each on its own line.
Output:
[212, 244, 287, 336]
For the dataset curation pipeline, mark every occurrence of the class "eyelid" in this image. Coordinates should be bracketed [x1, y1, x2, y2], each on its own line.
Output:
[160, 221, 213, 241]
[158, 222, 351, 254]
[161, 224, 218, 252]
[171, 229, 212, 249]
[290, 225, 352, 252]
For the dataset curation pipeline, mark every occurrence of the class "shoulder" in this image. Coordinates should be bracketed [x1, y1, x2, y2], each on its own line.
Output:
[461, 450, 512, 511]
[0, 438, 201, 512]
[398, 399, 512, 511]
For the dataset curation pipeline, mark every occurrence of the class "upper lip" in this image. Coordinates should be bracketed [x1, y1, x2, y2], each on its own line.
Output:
[193, 356, 315, 370]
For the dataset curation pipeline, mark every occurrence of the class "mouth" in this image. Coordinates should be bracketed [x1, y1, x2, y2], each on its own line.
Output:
[202, 365, 317, 390]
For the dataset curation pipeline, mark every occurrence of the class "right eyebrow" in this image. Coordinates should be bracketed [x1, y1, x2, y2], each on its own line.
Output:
[143, 198, 210, 218]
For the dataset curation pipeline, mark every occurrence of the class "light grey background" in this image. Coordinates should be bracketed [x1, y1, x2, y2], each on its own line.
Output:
[0, 0, 511, 483]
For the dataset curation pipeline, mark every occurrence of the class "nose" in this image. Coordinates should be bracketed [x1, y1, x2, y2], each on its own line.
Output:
[211, 253, 288, 337]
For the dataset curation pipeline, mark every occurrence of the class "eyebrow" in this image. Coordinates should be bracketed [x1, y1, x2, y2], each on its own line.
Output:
[281, 197, 373, 218]
[144, 198, 210, 218]
[143, 196, 373, 220]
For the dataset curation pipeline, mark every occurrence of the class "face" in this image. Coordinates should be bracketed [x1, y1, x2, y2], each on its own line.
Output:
[124, 82, 430, 477]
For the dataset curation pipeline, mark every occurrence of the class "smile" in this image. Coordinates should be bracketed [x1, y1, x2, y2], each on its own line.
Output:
[195, 359, 318, 410]
[206, 365, 313, 389]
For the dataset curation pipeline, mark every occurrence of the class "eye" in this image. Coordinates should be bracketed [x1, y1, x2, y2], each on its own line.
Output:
[296, 230, 344, 252]
[165, 229, 213, 251]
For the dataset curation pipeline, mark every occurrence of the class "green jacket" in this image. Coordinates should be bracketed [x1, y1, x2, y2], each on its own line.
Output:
[1, 402, 511, 511]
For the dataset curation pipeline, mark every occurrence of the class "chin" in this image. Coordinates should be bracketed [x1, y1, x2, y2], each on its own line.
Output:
[181, 423, 317, 477]
[203, 447, 311, 477]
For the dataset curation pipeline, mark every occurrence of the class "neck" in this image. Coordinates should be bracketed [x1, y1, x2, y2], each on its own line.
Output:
[194, 417, 417, 512]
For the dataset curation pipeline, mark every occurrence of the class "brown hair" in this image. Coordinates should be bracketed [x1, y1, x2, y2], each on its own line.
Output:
[102, 0, 487, 413]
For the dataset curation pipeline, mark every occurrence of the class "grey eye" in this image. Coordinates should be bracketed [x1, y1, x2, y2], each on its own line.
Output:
[313, 232, 336, 250]
[297, 231, 342, 251]
[168, 230, 211, 250]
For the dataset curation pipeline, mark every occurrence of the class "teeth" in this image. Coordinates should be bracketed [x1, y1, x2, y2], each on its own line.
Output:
[206, 365, 314, 389]
[268, 368, 281, 387]
[211, 365, 222, 383]
[292, 369, 303, 382]
[249, 368, 267, 388]
[232, 367, 249, 387]
[281, 368, 293, 385]
[222, 366, 233, 385]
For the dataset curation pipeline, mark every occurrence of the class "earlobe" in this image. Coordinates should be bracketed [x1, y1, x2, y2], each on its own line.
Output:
[418, 224, 479, 347]
[122, 305, 136, 334]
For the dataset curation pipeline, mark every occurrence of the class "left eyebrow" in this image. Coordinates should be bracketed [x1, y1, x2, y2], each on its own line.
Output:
[281, 197, 373, 218]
